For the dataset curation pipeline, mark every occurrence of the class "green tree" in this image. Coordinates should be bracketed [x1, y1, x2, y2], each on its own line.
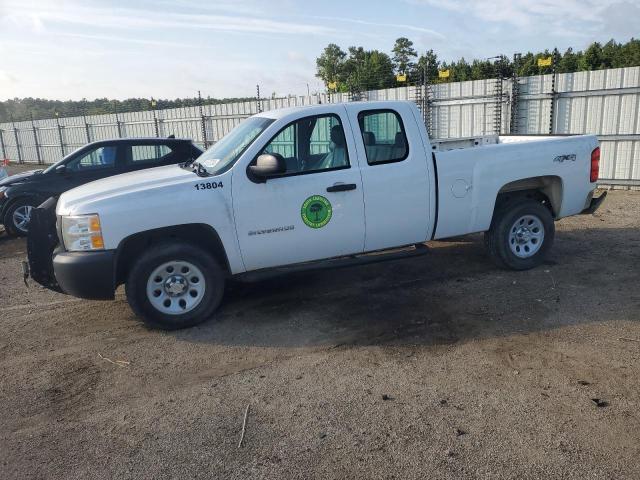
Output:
[451, 57, 472, 81]
[580, 42, 603, 70]
[343, 47, 395, 92]
[315, 43, 347, 87]
[620, 38, 640, 67]
[470, 59, 495, 80]
[416, 49, 440, 83]
[601, 39, 623, 68]
[557, 47, 579, 73]
[392, 37, 418, 75]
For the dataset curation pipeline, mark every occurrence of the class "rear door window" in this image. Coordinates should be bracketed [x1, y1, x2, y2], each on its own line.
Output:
[357, 110, 409, 165]
[124, 142, 193, 166]
[131, 144, 171, 163]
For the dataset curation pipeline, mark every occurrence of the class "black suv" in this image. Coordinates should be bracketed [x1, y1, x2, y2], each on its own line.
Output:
[0, 138, 202, 236]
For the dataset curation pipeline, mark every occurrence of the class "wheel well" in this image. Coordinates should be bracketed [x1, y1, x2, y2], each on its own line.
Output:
[115, 224, 230, 285]
[494, 176, 562, 219]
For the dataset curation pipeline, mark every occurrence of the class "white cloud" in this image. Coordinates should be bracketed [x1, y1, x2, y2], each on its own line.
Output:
[307, 15, 445, 40]
[409, 0, 607, 25]
[53, 32, 217, 50]
[1, 0, 335, 36]
[287, 51, 312, 65]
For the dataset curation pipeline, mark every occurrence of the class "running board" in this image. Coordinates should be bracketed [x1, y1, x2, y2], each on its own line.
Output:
[235, 243, 430, 282]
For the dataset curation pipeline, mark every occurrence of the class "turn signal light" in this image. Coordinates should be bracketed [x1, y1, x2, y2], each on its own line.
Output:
[91, 235, 105, 249]
[590, 147, 600, 183]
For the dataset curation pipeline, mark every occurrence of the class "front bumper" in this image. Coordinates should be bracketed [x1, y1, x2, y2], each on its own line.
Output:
[581, 191, 607, 215]
[53, 250, 117, 300]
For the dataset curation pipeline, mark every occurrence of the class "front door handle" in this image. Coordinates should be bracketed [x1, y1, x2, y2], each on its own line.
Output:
[326, 183, 357, 192]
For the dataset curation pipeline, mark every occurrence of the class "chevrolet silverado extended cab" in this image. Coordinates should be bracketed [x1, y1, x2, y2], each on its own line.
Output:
[27, 101, 605, 329]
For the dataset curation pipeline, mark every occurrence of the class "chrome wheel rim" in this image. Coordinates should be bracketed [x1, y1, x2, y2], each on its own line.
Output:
[146, 260, 206, 315]
[508, 214, 544, 258]
[13, 205, 33, 233]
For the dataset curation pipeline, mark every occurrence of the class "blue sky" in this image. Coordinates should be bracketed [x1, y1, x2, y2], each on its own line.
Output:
[0, 0, 638, 100]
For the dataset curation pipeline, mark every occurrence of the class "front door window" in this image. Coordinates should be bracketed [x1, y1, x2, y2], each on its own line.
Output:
[67, 146, 117, 171]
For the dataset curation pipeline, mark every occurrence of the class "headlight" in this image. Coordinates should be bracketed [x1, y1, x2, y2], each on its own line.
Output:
[61, 214, 105, 251]
[0, 186, 7, 200]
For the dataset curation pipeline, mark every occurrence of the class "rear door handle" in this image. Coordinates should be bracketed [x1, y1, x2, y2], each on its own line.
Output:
[326, 183, 357, 192]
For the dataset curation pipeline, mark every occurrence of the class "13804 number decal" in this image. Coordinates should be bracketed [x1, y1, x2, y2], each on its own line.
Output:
[194, 181, 223, 191]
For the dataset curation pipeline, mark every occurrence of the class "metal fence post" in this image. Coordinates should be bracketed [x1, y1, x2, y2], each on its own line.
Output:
[151, 99, 159, 137]
[12, 117, 22, 164]
[114, 102, 122, 138]
[83, 115, 91, 143]
[198, 91, 208, 148]
[549, 53, 557, 135]
[31, 113, 42, 164]
[509, 53, 521, 135]
[256, 85, 262, 113]
[0, 129, 6, 160]
[55, 113, 65, 156]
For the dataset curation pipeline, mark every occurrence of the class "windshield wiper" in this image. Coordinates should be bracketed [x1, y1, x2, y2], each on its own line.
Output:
[189, 160, 210, 177]
[179, 157, 209, 176]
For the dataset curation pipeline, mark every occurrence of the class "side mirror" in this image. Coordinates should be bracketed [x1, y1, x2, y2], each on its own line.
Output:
[55, 164, 67, 174]
[249, 153, 286, 178]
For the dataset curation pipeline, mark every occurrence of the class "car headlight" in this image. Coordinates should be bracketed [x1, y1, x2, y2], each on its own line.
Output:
[61, 214, 105, 251]
[0, 186, 7, 200]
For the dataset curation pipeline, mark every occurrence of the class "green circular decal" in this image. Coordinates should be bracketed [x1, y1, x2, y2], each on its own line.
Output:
[301, 195, 332, 229]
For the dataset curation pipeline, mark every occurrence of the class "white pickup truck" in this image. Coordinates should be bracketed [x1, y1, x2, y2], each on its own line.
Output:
[27, 101, 605, 329]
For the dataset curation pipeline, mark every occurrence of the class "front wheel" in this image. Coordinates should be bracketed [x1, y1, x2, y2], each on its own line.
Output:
[484, 199, 555, 270]
[4, 198, 36, 237]
[125, 242, 225, 329]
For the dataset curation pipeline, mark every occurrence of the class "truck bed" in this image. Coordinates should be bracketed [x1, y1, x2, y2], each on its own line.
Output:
[431, 133, 599, 240]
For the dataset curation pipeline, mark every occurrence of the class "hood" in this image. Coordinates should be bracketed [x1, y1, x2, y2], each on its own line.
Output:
[0, 169, 43, 187]
[57, 164, 195, 215]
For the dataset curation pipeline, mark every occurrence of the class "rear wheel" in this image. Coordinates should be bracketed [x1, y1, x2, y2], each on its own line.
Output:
[484, 198, 555, 270]
[125, 242, 225, 329]
[4, 198, 36, 237]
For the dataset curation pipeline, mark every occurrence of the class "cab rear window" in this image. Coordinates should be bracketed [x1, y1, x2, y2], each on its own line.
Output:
[357, 110, 408, 165]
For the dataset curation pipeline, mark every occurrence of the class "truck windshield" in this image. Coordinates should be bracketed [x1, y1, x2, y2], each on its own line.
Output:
[196, 117, 274, 175]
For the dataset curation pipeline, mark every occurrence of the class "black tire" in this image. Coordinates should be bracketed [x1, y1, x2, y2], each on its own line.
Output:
[125, 242, 226, 330]
[3, 198, 37, 237]
[484, 198, 555, 270]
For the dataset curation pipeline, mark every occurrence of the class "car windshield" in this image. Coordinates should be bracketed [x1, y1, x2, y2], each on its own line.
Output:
[42, 146, 85, 173]
[195, 117, 274, 175]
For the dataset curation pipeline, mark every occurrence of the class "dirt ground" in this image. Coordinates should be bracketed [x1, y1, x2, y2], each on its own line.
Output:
[1, 164, 639, 479]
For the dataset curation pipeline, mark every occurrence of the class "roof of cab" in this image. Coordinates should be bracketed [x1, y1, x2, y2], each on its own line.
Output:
[86, 137, 194, 144]
[255, 100, 413, 120]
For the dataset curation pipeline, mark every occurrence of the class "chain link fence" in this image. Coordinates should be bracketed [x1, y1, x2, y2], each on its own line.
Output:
[1, 66, 639, 186]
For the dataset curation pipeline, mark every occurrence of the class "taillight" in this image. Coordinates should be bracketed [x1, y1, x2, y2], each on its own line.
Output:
[590, 147, 600, 183]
